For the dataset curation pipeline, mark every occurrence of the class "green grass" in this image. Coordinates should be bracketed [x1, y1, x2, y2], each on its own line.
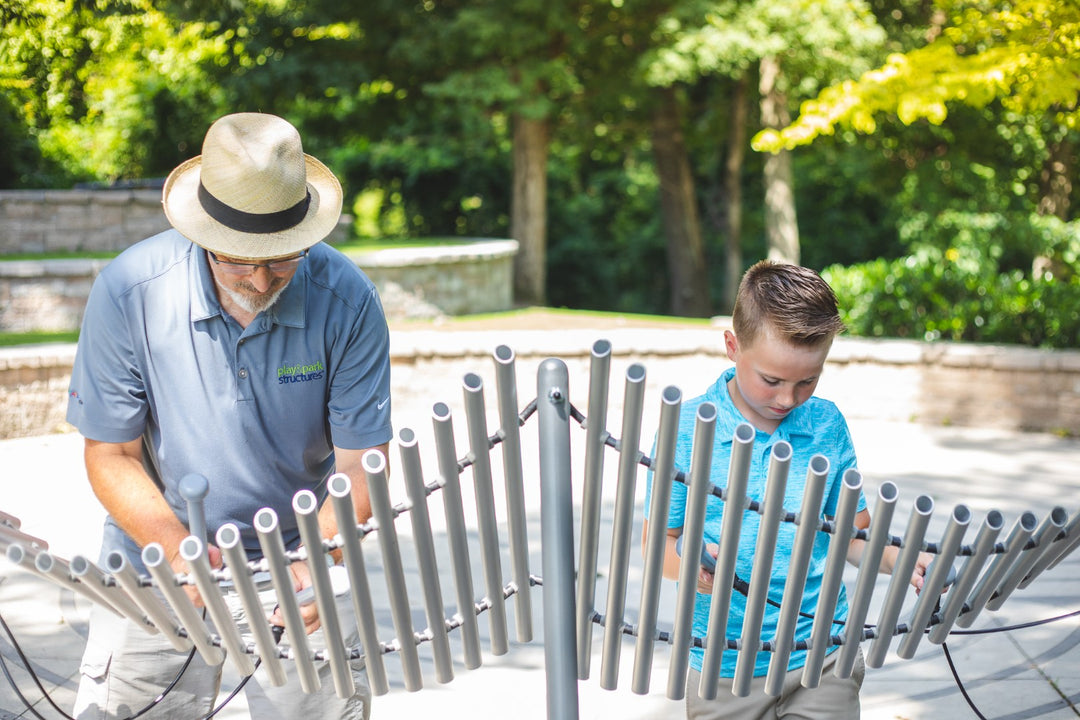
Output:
[0, 330, 79, 347]
[0, 250, 120, 261]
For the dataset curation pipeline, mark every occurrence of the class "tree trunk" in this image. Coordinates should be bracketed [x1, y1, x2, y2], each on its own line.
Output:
[511, 114, 549, 306]
[759, 55, 800, 266]
[1033, 134, 1074, 279]
[723, 75, 748, 313]
[651, 86, 712, 318]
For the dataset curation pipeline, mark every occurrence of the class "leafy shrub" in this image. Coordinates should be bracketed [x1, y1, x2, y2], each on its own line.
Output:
[824, 214, 1080, 349]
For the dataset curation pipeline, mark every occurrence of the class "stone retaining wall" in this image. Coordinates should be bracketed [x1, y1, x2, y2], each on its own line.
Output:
[3, 329, 1078, 440]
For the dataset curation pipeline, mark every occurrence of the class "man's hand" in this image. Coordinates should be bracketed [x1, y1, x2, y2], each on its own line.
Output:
[268, 559, 321, 635]
[169, 542, 223, 609]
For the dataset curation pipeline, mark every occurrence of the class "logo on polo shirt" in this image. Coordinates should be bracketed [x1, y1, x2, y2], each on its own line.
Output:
[277, 359, 325, 385]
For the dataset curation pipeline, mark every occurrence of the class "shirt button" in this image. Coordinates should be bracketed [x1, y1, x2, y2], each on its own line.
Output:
[238, 367, 248, 379]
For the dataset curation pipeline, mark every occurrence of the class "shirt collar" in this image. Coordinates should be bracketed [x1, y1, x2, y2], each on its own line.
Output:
[188, 246, 307, 328]
[709, 366, 815, 444]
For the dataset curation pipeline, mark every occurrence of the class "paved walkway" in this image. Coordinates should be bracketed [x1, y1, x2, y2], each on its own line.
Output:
[1, 328, 1079, 719]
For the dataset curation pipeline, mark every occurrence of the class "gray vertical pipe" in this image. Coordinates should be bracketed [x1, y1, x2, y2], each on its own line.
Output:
[802, 469, 863, 689]
[576, 339, 612, 680]
[432, 402, 483, 669]
[600, 362, 647, 690]
[866, 494, 934, 668]
[697, 422, 754, 700]
[214, 524, 288, 686]
[398, 429, 455, 684]
[927, 510, 1004, 644]
[668, 404, 723, 701]
[142, 542, 225, 667]
[633, 385, 683, 695]
[896, 504, 972, 659]
[462, 372, 509, 656]
[956, 511, 1038, 628]
[105, 551, 189, 650]
[493, 345, 533, 643]
[731, 441, 793, 697]
[253, 508, 321, 694]
[1046, 512, 1080, 572]
[293, 490, 355, 698]
[536, 357, 580, 720]
[835, 482, 898, 678]
[363, 449, 424, 691]
[179, 473, 210, 542]
[179, 536, 257, 677]
[987, 507, 1067, 610]
[328, 473, 390, 695]
[765, 455, 829, 696]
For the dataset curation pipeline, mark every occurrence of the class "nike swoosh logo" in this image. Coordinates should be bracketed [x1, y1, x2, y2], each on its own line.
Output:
[377, 397, 390, 411]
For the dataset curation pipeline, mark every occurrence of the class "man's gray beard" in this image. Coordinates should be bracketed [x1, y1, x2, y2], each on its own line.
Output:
[215, 277, 288, 314]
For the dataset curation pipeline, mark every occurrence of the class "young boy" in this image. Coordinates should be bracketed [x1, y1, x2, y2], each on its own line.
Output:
[643, 260, 929, 719]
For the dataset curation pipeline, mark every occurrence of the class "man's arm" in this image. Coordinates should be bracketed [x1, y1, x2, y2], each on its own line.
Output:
[83, 437, 221, 603]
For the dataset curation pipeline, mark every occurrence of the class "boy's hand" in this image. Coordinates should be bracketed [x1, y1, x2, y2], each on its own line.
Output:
[696, 543, 719, 594]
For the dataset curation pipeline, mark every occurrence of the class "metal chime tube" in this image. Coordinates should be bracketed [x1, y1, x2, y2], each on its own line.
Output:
[105, 551, 187, 648]
[802, 469, 863, 689]
[69, 554, 147, 622]
[8, 545, 112, 621]
[537, 357, 580, 720]
[928, 510, 1004, 644]
[633, 385, 683, 695]
[732, 441, 793, 697]
[866, 494, 934, 668]
[897, 504, 971, 659]
[363, 449, 423, 691]
[0, 523, 48, 553]
[698, 421, 754, 700]
[1046, 511, 1080, 572]
[215, 524, 287, 686]
[399, 429, 454, 684]
[577, 339, 612, 679]
[254, 508, 321, 693]
[836, 481, 898, 677]
[462, 371, 509, 656]
[493, 345, 533, 643]
[328, 474, 389, 695]
[293, 490, 355, 698]
[956, 511, 1038, 628]
[986, 506, 1068, 611]
[600, 362, 647, 690]
[179, 536, 257, 676]
[765, 455, 829, 696]
[39, 551, 128, 619]
[1026, 512, 1080, 583]
[142, 542, 224, 666]
[432, 401, 483, 670]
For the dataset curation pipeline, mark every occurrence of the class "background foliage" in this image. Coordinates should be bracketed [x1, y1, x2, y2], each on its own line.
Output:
[1, 0, 1078, 347]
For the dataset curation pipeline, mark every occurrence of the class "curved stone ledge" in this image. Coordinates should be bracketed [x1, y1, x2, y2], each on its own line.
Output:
[3, 328, 1078, 440]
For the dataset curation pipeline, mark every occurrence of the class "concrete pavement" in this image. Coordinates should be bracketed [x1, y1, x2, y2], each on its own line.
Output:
[1, 331, 1079, 719]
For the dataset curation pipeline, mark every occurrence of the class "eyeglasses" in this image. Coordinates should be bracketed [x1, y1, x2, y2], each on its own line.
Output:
[208, 249, 308, 275]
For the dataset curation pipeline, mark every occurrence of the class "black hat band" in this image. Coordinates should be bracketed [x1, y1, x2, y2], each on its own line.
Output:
[198, 182, 311, 234]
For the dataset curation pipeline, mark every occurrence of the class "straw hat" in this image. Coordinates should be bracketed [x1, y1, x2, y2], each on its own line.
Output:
[162, 112, 342, 259]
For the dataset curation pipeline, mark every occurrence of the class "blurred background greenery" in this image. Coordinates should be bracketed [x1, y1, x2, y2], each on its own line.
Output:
[2, 0, 1077, 348]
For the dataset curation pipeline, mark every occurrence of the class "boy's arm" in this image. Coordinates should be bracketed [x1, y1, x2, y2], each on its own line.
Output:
[642, 521, 717, 594]
[846, 508, 931, 592]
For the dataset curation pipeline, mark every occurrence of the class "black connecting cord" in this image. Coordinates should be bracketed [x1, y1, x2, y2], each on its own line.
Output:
[0, 608, 269, 720]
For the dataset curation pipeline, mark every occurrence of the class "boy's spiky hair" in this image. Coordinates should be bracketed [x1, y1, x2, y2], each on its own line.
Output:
[732, 260, 845, 348]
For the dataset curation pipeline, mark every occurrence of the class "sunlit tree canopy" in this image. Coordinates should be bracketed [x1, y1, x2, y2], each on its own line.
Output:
[753, 0, 1080, 152]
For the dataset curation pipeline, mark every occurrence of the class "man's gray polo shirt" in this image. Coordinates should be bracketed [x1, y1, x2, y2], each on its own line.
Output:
[67, 229, 393, 563]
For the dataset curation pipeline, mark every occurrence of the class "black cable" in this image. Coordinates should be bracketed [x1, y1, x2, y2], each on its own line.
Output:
[942, 641, 991, 720]
[0, 608, 267, 720]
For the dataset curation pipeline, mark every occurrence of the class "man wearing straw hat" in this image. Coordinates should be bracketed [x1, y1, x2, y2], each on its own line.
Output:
[66, 112, 390, 718]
